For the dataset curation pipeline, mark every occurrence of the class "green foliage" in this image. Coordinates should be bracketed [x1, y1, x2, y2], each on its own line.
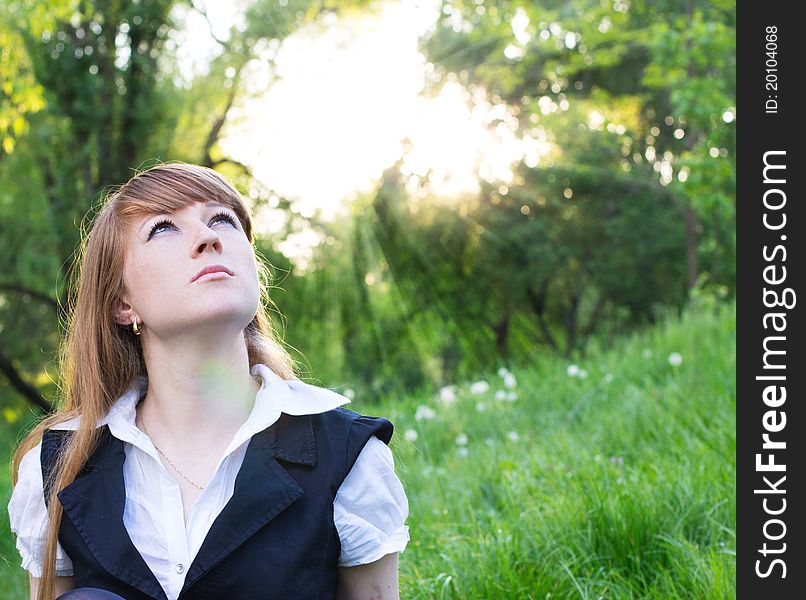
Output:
[0, 0, 75, 157]
[421, 0, 736, 297]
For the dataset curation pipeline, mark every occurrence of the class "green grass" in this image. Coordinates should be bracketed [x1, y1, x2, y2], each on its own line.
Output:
[0, 301, 735, 598]
[376, 300, 735, 598]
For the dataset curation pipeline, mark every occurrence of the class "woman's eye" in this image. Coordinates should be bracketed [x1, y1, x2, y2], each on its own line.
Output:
[211, 211, 238, 227]
[146, 212, 237, 240]
[147, 219, 175, 239]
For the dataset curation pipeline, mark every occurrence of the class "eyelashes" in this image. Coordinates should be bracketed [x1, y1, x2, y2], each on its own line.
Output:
[147, 211, 238, 240]
[147, 218, 175, 239]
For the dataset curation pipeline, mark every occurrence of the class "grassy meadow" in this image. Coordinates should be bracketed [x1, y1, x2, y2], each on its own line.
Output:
[0, 301, 735, 598]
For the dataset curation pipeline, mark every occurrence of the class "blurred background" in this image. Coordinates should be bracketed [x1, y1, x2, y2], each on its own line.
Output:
[1, 0, 735, 596]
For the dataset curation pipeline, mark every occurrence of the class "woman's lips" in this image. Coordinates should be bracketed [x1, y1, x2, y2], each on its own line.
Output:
[192, 264, 234, 282]
[194, 271, 233, 283]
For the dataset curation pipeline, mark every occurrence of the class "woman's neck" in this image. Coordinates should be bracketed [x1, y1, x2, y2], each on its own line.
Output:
[137, 332, 260, 444]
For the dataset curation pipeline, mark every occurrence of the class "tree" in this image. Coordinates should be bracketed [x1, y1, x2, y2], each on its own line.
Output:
[420, 0, 735, 292]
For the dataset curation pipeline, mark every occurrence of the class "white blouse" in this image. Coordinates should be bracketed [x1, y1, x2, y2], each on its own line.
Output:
[7, 364, 409, 600]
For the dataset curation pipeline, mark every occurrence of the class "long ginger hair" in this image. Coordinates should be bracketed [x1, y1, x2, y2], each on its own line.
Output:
[11, 162, 297, 599]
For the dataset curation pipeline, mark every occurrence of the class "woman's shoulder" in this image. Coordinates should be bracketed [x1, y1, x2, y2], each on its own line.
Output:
[266, 406, 395, 479]
[14, 441, 44, 481]
[314, 406, 395, 444]
[8, 441, 45, 531]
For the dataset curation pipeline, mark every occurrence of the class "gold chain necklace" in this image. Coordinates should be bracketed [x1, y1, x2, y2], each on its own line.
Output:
[138, 413, 205, 490]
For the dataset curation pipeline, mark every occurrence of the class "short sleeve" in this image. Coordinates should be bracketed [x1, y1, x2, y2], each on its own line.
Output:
[7, 442, 74, 577]
[334, 435, 409, 567]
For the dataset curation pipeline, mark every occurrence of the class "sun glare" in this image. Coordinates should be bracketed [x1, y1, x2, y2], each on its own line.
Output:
[221, 1, 438, 220]
[173, 0, 552, 263]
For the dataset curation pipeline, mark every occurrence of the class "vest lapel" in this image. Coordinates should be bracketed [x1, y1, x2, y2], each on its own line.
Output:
[180, 414, 316, 594]
[58, 428, 168, 600]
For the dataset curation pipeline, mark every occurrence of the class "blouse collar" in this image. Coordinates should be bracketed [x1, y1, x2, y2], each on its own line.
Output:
[50, 364, 350, 459]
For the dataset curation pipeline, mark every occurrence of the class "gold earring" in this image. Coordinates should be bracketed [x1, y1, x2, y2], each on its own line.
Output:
[132, 318, 141, 336]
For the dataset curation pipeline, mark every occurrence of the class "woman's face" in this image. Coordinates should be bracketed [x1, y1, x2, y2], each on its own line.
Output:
[117, 200, 260, 339]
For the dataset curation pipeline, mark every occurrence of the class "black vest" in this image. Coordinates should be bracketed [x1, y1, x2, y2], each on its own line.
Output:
[41, 408, 394, 599]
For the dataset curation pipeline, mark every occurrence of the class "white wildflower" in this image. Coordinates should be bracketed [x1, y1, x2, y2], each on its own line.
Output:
[455, 433, 469, 446]
[503, 373, 517, 388]
[438, 385, 457, 405]
[567, 364, 579, 377]
[415, 405, 436, 421]
[497, 367, 511, 378]
[495, 390, 507, 401]
[457, 447, 469, 458]
[343, 388, 355, 400]
[507, 431, 520, 442]
[668, 352, 683, 366]
[470, 380, 489, 394]
[404, 429, 418, 442]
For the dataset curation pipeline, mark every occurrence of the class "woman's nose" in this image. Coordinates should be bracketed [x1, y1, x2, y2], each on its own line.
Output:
[193, 225, 222, 256]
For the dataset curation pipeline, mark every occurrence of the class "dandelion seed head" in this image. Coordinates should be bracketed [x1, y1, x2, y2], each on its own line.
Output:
[470, 380, 490, 394]
[495, 390, 507, 401]
[438, 385, 457, 405]
[507, 431, 520, 442]
[457, 447, 469, 458]
[455, 433, 469, 446]
[343, 388, 355, 400]
[503, 373, 517, 388]
[668, 352, 683, 366]
[415, 405, 436, 421]
[567, 364, 580, 377]
[404, 429, 418, 442]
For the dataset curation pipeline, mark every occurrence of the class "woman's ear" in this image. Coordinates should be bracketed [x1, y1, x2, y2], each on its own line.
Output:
[111, 296, 136, 326]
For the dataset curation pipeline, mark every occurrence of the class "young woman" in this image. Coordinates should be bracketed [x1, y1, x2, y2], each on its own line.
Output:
[8, 163, 409, 600]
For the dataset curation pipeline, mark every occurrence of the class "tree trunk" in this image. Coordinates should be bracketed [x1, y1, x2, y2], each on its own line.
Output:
[680, 201, 702, 290]
[492, 312, 510, 358]
[527, 275, 559, 352]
